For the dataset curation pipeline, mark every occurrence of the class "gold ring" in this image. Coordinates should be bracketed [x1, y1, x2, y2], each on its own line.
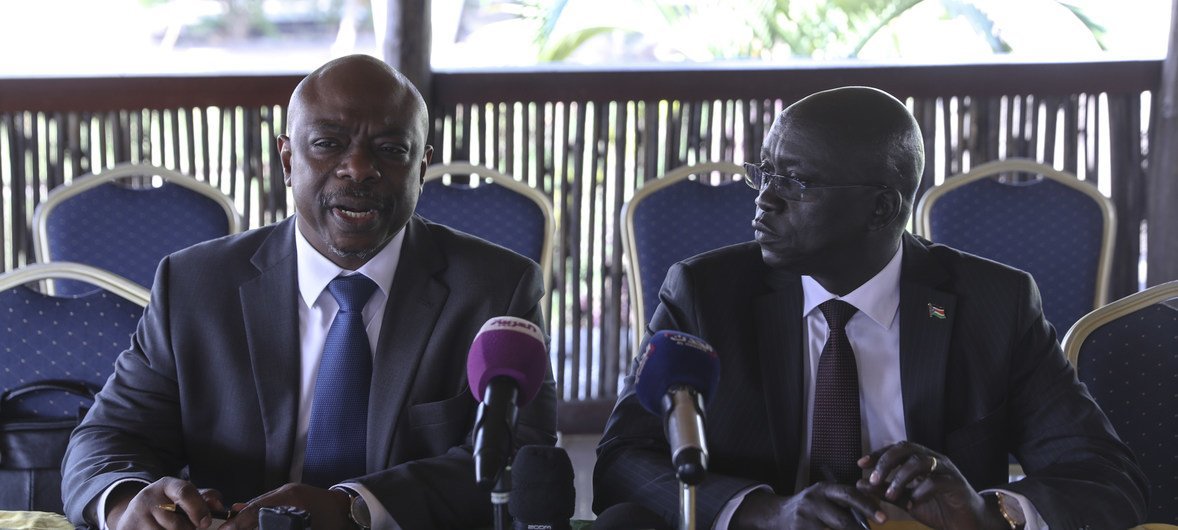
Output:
[929, 455, 939, 473]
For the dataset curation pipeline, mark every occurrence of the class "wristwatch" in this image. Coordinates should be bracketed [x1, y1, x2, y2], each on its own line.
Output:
[337, 488, 372, 530]
[990, 491, 1027, 530]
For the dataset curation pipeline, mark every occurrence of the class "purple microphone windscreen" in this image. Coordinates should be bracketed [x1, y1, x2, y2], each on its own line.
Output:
[634, 330, 720, 415]
[467, 316, 548, 406]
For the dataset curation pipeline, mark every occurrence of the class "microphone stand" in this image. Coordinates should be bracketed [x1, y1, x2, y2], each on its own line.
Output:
[678, 481, 696, 530]
[492, 464, 512, 530]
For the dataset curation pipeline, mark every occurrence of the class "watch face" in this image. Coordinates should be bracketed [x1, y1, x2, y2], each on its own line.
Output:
[351, 495, 372, 528]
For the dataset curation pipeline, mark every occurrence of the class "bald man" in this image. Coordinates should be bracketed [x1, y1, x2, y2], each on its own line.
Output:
[62, 55, 556, 530]
[594, 87, 1147, 529]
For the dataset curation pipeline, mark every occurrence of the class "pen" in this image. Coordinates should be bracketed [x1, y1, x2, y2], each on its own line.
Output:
[156, 503, 237, 520]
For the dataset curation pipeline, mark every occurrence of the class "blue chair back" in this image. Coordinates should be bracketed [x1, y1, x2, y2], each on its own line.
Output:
[0, 263, 148, 419]
[623, 162, 756, 353]
[1063, 280, 1178, 522]
[417, 163, 555, 292]
[917, 159, 1114, 334]
[33, 164, 241, 295]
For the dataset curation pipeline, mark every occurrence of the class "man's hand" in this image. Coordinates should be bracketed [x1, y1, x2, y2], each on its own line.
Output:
[732, 485, 885, 530]
[856, 441, 1008, 530]
[219, 483, 351, 530]
[108, 477, 225, 530]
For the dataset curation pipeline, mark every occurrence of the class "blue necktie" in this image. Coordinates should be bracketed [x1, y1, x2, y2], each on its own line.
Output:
[303, 274, 378, 487]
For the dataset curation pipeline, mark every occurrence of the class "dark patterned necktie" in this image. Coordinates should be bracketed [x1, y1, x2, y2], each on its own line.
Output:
[303, 274, 377, 487]
[810, 299, 862, 485]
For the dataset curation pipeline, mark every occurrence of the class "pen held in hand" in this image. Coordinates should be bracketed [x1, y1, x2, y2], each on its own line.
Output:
[156, 503, 237, 521]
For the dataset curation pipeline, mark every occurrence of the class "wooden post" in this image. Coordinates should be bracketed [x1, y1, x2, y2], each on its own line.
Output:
[1147, 0, 1178, 286]
[381, 0, 432, 105]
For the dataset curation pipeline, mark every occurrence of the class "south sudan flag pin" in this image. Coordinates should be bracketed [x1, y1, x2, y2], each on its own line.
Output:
[928, 303, 946, 319]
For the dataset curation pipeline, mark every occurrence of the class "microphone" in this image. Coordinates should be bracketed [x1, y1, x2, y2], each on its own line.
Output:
[634, 330, 720, 486]
[593, 502, 672, 530]
[508, 445, 575, 530]
[468, 316, 549, 490]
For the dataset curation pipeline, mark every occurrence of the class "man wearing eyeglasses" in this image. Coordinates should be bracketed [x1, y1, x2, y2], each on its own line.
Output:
[594, 86, 1146, 529]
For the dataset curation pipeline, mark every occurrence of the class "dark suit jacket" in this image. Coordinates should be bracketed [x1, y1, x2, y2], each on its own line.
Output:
[62, 215, 557, 529]
[594, 233, 1147, 529]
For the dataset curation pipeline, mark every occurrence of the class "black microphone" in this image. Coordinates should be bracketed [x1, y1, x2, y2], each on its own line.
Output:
[467, 317, 550, 489]
[593, 502, 672, 530]
[508, 445, 575, 530]
[633, 330, 721, 485]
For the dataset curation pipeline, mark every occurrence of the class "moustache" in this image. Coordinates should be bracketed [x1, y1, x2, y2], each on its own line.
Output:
[318, 188, 388, 209]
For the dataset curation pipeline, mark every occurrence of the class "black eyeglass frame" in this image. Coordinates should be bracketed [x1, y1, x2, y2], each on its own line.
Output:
[742, 162, 891, 202]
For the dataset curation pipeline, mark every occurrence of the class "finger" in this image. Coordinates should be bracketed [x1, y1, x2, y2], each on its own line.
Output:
[820, 483, 888, 526]
[908, 473, 955, 504]
[868, 442, 922, 486]
[162, 479, 213, 529]
[884, 453, 935, 501]
[198, 489, 226, 513]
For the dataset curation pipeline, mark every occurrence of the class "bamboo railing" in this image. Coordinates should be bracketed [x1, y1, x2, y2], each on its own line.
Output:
[0, 60, 1159, 430]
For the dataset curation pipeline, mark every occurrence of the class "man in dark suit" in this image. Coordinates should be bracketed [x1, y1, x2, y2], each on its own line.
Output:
[594, 86, 1147, 529]
[62, 55, 556, 530]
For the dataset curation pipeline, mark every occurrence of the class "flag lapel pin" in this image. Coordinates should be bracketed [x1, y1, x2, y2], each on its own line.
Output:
[928, 303, 946, 319]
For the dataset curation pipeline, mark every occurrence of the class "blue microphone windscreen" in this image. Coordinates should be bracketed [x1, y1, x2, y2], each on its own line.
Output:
[633, 330, 720, 415]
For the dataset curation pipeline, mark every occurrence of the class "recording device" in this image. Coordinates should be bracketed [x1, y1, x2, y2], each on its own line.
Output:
[593, 502, 673, 530]
[467, 316, 550, 489]
[258, 506, 310, 530]
[634, 330, 720, 486]
[508, 445, 575, 530]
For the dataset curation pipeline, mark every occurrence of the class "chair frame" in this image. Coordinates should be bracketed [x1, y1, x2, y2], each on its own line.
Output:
[32, 162, 243, 268]
[915, 158, 1116, 311]
[1062, 279, 1178, 365]
[621, 161, 747, 356]
[422, 162, 556, 295]
[0, 262, 150, 307]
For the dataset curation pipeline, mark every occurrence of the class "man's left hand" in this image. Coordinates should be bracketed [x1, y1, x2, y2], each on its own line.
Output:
[219, 483, 352, 530]
[856, 441, 1008, 530]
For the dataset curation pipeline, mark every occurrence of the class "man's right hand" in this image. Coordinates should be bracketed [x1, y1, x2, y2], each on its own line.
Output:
[732, 484, 886, 530]
[107, 477, 225, 530]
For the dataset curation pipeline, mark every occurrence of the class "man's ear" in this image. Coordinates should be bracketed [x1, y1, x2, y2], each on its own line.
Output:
[869, 188, 904, 231]
[278, 134, 293, 186]
[419, 145, 434, 186]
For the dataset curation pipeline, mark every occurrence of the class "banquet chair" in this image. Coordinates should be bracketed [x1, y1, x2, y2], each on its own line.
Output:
[622, 161, 755, 355]
[0, 262, 149, 512]
[1062, 280, 1178, 523]
[417, 162, 555, 294]
[33, 163, 242, 295]
[916, 158, 1114, 335]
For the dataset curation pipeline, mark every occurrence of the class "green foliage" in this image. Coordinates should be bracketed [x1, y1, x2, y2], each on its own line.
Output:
[519, 0, 1108, 62]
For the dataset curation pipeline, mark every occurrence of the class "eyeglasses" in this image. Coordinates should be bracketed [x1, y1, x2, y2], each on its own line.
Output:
[742, 162, 890, 202]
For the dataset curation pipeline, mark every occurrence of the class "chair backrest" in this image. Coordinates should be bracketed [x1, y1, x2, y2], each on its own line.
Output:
[1062, 280, 1178, 523]
[916, 159, 1114, 334]
[0, 263, 149, 418]
[33, 163, 242, 295]
[622, 162, 756, 354]
[418, 163, 555, 294]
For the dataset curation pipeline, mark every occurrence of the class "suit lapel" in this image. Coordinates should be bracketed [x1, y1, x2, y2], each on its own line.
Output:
[240, 218, 301, 489]
[755, 269, 804, 492]
[369, 217, 449, 470]
[898, 234, 956, 452]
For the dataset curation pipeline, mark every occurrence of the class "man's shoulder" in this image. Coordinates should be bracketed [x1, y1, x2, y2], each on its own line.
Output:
[678, 242, 764, 273]
[418, 217, 540, 271]
[910, 235, 1033, 289]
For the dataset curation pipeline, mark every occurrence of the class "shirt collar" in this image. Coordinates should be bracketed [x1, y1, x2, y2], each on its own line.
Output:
[294, 220, 405, 308]
[801, 244, 904, 329]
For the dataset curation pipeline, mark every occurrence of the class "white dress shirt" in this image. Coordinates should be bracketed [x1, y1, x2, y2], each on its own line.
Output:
[713, 245, 1046, 529]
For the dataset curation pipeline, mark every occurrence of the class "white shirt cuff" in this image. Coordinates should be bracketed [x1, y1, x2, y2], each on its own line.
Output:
[983, 488, 1047, 530]
[95, 478, 150, 530]
[337, 482, 400, 530]
[713, 485, 773, 530]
